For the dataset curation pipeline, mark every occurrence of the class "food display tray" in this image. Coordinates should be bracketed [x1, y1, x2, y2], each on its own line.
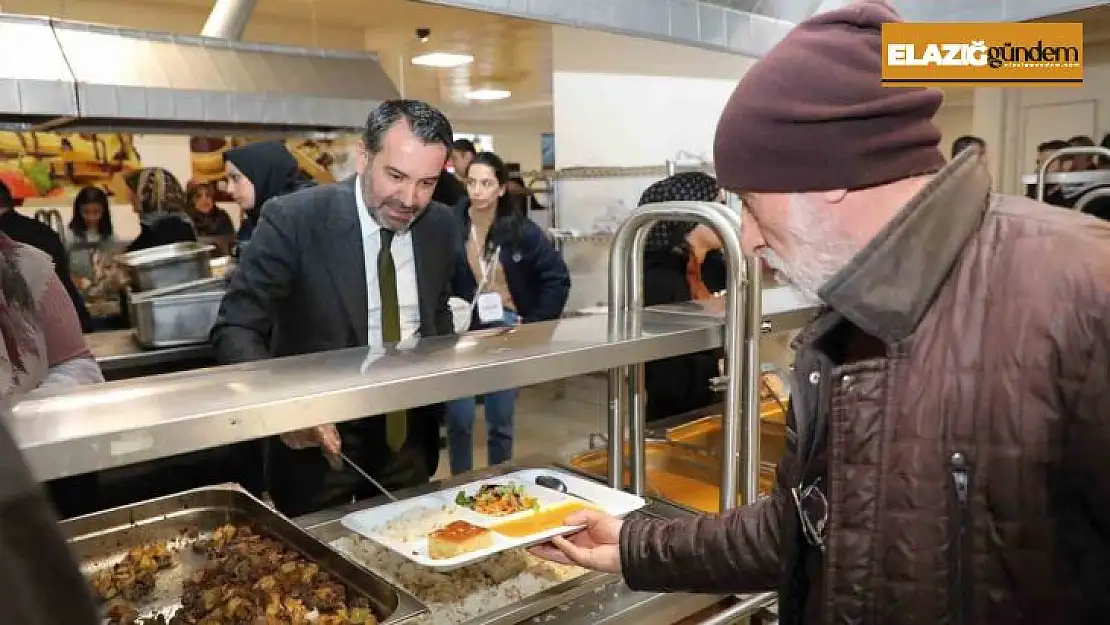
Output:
[340, 468, 645, 570]
[62, 485, 426, 624]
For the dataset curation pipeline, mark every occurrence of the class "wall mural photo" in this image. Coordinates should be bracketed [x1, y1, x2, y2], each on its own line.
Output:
[0, 132, 142, 199]
[0, 131, 360, 202]
[189, 136, 360, 194]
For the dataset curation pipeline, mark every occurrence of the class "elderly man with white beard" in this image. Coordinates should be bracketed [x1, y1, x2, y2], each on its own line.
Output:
[530, 2, 1110, 624]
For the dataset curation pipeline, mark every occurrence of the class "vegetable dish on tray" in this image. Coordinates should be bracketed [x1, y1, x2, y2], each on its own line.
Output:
[454, 483, 539, 516]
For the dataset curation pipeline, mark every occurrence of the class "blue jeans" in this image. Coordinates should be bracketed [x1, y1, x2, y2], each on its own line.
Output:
[445, 310, 518, 475]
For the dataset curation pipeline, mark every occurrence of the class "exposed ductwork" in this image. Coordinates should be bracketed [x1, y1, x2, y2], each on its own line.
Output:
[818, 0, 1102, 23]
[201, 0, 258, 40]
[0, 13, 399, 135]
[0, 15, 79, 130]
[412, 0, 804, 59]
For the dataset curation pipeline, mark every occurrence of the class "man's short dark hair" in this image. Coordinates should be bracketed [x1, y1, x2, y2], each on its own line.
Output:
[1068, 135, 1096, 147]
[363, 99, 453, 155]
[950, 135, 986, 159]
[1038, 139, 1070, 153]
[452, 138, 477, 155]
[0, 180, 11, 210]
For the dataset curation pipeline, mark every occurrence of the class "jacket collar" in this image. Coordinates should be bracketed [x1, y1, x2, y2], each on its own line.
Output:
[816, 150, 993, 345]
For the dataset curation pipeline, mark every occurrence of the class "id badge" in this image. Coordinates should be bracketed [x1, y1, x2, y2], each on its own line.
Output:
[476, 292, 505, 324]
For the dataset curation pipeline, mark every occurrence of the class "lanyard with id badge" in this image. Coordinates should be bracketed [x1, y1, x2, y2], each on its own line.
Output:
[468, 226, 505, 324]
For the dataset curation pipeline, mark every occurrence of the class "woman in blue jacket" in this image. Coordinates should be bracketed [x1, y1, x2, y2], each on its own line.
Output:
[449, 152, 571, 474]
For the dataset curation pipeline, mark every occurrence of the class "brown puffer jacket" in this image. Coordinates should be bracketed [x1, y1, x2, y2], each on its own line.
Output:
[619, 152, 1110, 624]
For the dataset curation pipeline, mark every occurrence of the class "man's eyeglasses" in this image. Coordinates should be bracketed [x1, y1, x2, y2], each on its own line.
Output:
[791, 477, 829, 553]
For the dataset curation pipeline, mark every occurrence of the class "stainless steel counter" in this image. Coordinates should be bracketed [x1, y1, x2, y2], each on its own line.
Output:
[85, 329, 213, 373]
[295, 455, 777, 625]
[15, 286, 817, 483]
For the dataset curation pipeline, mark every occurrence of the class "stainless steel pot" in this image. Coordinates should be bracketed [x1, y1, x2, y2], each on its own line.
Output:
[118, 242, 215, 292]
[129, 277, 225, 348]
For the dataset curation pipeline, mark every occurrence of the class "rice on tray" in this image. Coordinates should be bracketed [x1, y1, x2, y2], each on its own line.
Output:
[333, 506, 587, 625]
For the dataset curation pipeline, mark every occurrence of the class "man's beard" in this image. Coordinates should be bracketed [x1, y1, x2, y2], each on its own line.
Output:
[360, 171, 424, 233]
[757, 194, 859, 303]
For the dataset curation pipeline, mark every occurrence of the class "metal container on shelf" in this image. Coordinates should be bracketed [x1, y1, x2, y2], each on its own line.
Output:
[117, 241, 215, 292]
[129, 277, 225, 348]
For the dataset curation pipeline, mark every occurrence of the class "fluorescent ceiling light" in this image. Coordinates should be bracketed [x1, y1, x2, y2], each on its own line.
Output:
[411, 52, 473, 68]
[465, 88, 511, 101]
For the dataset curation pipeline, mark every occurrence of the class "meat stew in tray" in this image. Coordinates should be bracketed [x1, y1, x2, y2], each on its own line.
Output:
[64, 487, 416, 625]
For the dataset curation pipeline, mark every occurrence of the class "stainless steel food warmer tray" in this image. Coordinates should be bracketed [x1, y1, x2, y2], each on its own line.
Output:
[118, 242, 215, 292]
[61, 485, 427, 625]
[129, 277, 225, 348]
[296, 456, 744, 625]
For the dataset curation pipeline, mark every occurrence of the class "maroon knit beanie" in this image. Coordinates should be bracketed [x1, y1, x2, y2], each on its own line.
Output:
[713, 0, 946, 193]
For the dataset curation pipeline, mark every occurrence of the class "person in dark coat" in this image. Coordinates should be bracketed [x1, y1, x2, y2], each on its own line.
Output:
[637, 172, 725, 421]
[122, 167, 197, 252]
[0, 181, 93, 332]
[432, 168, 466, 207]
[211, 101, 458, 515]
[0, 416, 99, 625]
[447, 151, 570, 473]
[223, 141, 314, 248]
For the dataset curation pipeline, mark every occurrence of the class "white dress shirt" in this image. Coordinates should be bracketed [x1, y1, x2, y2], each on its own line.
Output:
[355, 175, 421, 347]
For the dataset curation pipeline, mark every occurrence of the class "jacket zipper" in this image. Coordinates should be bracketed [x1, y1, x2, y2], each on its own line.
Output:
[949, 451, 972, 625]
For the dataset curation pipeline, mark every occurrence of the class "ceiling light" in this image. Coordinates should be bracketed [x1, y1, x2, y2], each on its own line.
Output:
[411, 52, 473, 68]
[465, 88, 511, 101]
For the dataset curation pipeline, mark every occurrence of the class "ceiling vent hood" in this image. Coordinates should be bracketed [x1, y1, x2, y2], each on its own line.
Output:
[0, 13, 400, 135]
[0, 15, 80, 131]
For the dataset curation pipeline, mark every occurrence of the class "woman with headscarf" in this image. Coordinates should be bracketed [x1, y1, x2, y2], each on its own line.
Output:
[638, 172, 727, 421]
[186, 181, 236, 238]
[223, 141, 313, 247]
[122, 167, 197, 252]
[219, 142, 314, 495]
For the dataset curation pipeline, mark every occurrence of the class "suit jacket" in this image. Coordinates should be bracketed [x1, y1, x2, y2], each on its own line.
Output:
[210, 178, 459, 516]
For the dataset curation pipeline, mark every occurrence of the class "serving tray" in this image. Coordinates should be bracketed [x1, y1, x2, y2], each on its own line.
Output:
[341, 468, 645, 570]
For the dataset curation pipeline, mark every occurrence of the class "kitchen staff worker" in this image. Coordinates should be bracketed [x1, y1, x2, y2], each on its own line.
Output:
[218, 141, 316, 496]
[211, 100, 460, 517]
[531, 3, 1110, 624]
[123, 167, 197, 252]
[636, 172, 725, 421]
[223, 140, 314, 248]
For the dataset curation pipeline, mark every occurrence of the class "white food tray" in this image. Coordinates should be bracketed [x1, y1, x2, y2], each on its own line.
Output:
[341, 468, 645, 570]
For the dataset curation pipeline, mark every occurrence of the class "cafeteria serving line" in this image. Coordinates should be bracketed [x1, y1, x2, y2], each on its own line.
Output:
[5, 0, 1110, 623]
[13, 272, 816, 625]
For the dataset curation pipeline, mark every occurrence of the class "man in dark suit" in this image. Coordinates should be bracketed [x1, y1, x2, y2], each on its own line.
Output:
[0, 181, 92, 332]
[211, 100, 460, 516]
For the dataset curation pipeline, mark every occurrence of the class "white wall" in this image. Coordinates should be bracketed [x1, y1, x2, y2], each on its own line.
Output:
[934, 102, 975, 161]
[549, 26, 753, 311]
[551, 27, 753, 169]
[456, 119, 552, 174]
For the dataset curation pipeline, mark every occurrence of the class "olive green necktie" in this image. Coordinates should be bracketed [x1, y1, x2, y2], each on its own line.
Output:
[378, 228, 408, 451]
